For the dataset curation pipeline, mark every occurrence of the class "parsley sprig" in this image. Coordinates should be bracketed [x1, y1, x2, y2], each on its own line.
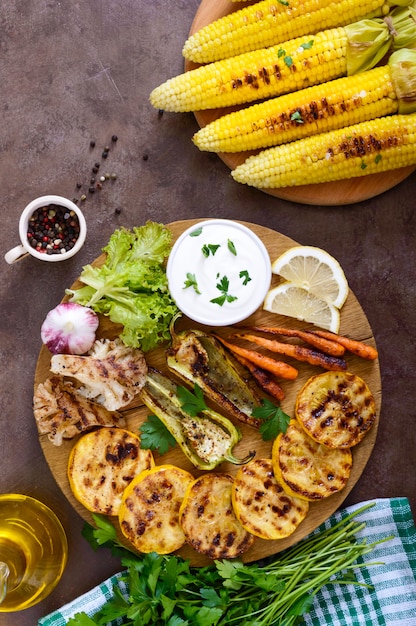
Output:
[183, 272, 201, 294]
[252, 397, 290, 440]
[210, 275, 238, 306]
[69, 503, 389, 626]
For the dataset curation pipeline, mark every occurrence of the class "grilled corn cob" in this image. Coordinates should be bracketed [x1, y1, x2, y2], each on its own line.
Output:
[193, 49, 416, 153]
[182, 0, 400, 64]
[231, 113, 416, 188]
[150, 5, 415, 113]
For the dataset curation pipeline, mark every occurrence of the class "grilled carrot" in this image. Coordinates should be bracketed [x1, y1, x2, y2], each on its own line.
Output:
[245, 326, 346, 356]
[233, 333, 347, 371]
[232, 353, 285, 402]
[214, 335, 298, 380]
[306, 330, 378, 360]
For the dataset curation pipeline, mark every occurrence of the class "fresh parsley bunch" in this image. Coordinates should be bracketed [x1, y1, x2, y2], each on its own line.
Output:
[68, 504, 388, 626]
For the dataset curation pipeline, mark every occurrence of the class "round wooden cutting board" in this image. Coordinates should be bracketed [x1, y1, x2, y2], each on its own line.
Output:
[185, 0, 415, 206]
[34, 220, 381, 566]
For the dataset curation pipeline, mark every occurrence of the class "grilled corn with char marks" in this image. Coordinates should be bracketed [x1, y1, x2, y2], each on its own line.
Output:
[193, 65, 397, 152]
[153, 29, 349, 112]
[193, 48, 416, 153]
[183, 0, 393, 64]
[151, 4, 416, 114]
[231, 113, 416, 188]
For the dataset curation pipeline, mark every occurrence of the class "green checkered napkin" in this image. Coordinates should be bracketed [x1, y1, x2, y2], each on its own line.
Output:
[39, 497, 416, 626]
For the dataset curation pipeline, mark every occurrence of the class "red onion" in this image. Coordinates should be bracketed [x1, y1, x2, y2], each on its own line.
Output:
[41, 302, 99, 355]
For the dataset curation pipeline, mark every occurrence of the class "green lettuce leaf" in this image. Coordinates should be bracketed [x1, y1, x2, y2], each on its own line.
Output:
[66, 222, 178, 351]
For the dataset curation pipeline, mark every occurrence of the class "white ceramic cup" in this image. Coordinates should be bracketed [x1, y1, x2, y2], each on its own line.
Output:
[4, 195, 87, 264]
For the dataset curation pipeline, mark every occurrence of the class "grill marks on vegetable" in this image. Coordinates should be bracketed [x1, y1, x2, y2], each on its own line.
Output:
[261, 93, 363, 134]
[179, 473, 255, 559]
[295, 371, 376, 448]
[339, 131, 401, 160]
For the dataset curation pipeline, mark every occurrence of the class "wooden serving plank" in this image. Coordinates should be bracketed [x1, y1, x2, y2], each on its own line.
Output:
[34, 220, 381, 566]
[185, 0, 415, 206]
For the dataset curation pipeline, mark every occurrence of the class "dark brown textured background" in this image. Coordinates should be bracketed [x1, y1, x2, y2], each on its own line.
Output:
[0, 1, 415, 623]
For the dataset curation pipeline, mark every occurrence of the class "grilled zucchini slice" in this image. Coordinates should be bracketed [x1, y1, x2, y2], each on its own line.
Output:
[179, 473, 255, 559]
[295, 371, 376, 448]
[68, 427, 154, 516]
[272, 420, 352, 501]
[232, 458, 309, 540]
[118, 464, 194, 554]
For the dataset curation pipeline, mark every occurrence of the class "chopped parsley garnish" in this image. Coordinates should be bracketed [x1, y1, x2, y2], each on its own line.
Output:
[183, 272, 201, 294]
[252, 398, 290, 440]
[210, 275, 238, 306]
[299, 40, 314, 51]
[202, 243, 220, 257]
[291, 111, 304, 124]
[139, 414, 176, 454]
[177, 384, 208, 416]
[239, 270, 252, 285]
[227, 239, 237, 256]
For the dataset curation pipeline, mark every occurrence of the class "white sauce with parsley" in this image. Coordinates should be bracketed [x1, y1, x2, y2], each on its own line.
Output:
[167, 220, 271, 326]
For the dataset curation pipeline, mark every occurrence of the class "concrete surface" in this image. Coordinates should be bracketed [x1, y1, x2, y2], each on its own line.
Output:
[0, 1, 415, 623]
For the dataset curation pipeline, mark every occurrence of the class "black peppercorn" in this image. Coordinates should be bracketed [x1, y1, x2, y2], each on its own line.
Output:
[26, 204, 81, 255]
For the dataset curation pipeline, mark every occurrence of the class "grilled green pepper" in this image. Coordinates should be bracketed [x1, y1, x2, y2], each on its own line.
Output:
[140, 367, 255, 471]
[166, 314, 261, 428]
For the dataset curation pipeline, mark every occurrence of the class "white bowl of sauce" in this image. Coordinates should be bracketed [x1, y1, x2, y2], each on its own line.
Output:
[167, 219, 272, 326]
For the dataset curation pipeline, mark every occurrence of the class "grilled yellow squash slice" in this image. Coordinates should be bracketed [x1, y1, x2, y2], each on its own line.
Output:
[68, 427, 154, 516]
[272, 420, 352, 501]
[179, 473, 255, 559]
[295, 371, 376, 448]
[118, 464, 194, 554]
[232, 458, 309, 539]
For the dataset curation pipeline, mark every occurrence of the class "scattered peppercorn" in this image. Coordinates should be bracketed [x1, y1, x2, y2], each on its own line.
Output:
[158, 109, 164, 118]
[111, 135, 118, 142]
[80, 194, 87, 201]
[102, 150, 108, 159]
[88, 186, 95, 194]
[76, 182, 82, 189]
[90, 140, 96, 148]
[115, 207, 121, 214]
[142, 153, 149, 161]
[96, 182, 103, 190]
[27, 204, 80, 255]
[110, 173, 117, 180]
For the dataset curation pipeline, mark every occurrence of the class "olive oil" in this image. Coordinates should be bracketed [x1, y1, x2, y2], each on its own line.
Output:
[0, 494, 67, 612]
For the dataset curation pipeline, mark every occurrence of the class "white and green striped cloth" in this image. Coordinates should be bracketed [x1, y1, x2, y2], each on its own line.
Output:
[39, 497, 416, 626]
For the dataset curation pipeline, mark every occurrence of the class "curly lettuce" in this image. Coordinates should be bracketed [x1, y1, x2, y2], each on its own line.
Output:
[66, 222, 178, 352]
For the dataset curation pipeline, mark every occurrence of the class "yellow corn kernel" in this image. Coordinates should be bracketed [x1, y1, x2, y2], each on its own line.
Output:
[193, 66, 397, 153]
[183, 0, 389, 64]
[151, 29, 348, 113]
[231, 113, 416, 188]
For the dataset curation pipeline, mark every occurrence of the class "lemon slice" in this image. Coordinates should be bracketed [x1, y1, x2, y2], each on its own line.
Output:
[271, 246, 349, 308]
[263, 283, 340, 332]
